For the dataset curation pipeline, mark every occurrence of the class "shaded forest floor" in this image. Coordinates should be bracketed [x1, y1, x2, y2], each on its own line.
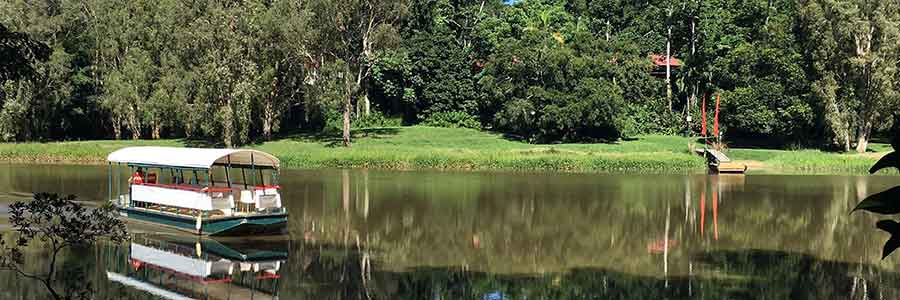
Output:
[0, 126, 888, 174]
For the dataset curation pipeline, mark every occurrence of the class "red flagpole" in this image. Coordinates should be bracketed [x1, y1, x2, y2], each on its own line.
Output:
[713, 93, 720, 140]
[701, 94, 707, 137]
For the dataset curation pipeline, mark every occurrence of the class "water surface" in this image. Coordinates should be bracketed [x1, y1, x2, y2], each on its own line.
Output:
[0, 164, 899, 299]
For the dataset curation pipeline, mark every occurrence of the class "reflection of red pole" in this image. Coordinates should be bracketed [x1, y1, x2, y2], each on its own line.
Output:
[713, 186, 719, 240]
[699, 187, 706, 236]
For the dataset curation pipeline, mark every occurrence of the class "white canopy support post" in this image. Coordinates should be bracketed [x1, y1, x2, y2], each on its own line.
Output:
[108, 162, 112, 202]
[196, 212, 202, 234]
[116, 163, 122, 206]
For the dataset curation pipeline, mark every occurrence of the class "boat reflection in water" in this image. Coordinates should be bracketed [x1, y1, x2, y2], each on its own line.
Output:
[104, 234, 286, 300]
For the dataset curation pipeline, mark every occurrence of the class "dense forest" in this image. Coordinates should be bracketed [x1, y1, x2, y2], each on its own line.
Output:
[0, 0, 898, 151]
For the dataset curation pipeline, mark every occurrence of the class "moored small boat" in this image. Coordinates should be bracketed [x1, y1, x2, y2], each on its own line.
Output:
[107, 147, 288, 236]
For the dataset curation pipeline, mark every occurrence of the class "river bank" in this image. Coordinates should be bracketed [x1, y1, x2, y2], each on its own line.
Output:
[0, 126, 886, 174]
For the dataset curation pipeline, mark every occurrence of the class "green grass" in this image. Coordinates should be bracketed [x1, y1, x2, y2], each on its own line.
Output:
[727, 148, 881, 174]
[256, 127, 704, 173]
[0, 126, 888, 174]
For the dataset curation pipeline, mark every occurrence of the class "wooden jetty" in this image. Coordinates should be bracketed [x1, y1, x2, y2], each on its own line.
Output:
[694, 148, 747, 174]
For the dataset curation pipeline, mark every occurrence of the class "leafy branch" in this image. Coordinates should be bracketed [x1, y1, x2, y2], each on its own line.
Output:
[0, 193, 128, 300]
[853, 138, 900, 258]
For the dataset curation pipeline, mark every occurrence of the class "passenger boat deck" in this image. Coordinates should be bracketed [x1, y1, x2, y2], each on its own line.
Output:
[107, 147, 288, 236]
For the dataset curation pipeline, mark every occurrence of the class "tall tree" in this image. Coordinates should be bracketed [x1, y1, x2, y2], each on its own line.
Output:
[0, 23, 50, 82]
[800, 0, 900, 152]
[309, 0, 407, 146]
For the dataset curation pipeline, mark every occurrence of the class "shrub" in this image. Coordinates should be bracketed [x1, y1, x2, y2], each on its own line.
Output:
[353, 112, 402, 129]
[422, 111, 482, 130]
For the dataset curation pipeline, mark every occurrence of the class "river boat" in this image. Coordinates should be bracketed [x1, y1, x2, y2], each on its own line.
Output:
[107, 147, 287, 236]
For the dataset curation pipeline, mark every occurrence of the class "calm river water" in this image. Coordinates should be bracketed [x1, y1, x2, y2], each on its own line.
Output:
[1, 164, 900, 299]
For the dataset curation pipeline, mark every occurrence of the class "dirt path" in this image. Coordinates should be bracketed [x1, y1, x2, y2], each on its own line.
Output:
[732, 160, 767, 171]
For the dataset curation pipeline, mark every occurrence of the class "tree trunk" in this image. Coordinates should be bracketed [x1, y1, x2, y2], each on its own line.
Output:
[362, 93, 370, 116]
[343, 94, 352, 147]
[855, 120, 872, 153]
[112, 118, 122, 140]
[262, 102, 273, 140]
[129, 116, 140, 140]
[151, 123, 161, 139]
[223, 106, 234, 148]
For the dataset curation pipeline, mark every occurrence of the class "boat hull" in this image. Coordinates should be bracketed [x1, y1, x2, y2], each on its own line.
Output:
[118, 207, 288, 236]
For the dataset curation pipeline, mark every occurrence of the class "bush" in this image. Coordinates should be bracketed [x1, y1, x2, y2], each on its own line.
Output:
[353, 112, 402, 129]
[422, 111, 482, 130]
[620, 103, 681, 136]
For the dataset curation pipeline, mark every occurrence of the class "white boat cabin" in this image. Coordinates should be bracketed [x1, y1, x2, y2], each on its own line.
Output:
[107, 147, 284, 218]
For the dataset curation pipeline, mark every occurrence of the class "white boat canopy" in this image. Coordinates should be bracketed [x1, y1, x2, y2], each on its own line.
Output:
[107, 146, 280, 169]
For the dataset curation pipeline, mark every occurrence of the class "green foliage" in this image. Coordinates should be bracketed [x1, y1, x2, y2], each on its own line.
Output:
[0, 0, 898, 150]
[0, 23, 49, 82]
[620, 103, 681, 136]
[855, 134, 900, 258]
[481, 2, 630, 142]
[798, 0, 900, 152]
[422, 111, 481, 129]
[353, 112, 402, 129]
[0, 193, 129, 299]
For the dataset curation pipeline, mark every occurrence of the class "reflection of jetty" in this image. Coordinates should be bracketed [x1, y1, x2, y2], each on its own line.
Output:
[105, 235, 286, 300]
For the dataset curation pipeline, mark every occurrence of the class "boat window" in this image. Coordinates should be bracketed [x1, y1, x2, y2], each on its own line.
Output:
[209, 166, 230, 188]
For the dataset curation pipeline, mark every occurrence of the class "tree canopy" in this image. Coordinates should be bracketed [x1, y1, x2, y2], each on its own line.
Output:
[0, 0, 898, 151]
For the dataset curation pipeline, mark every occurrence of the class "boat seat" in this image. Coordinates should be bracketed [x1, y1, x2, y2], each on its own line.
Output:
[239, 190, 255, 204]
[238, 190, 255, 213]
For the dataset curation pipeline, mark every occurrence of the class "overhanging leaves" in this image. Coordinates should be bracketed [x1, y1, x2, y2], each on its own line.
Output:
[870, 151, 899, 174]
[852, 186, 900, 215]
[876, 220, 900, 259]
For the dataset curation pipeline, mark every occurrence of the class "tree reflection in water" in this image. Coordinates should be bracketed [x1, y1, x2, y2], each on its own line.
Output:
[1, 168, 899, 299]
[277, 170, 900, 299]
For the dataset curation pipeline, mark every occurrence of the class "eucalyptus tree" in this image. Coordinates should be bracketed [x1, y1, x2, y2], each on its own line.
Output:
[0, 1, 83, 141]
[248, 0, 313, 140]
[308, 0, 408, 146]
[799, 0, 900, 152]
[185, 2, 261, 147]
[0, 24, 49, 83]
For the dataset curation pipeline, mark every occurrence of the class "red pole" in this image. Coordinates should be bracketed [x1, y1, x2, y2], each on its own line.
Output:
[701, 94, 707, 137]
[713, 93, 720, 140]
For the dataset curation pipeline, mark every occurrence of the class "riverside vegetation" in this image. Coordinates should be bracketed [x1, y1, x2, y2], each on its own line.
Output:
[0, 126, 888, 174]
[1, 0, 899, 154]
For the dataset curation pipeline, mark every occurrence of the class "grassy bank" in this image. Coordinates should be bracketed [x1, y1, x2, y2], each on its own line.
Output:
[0, 126, 887, 174]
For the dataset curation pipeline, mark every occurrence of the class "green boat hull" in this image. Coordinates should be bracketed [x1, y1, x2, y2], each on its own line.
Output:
[119, 207, 288, 236]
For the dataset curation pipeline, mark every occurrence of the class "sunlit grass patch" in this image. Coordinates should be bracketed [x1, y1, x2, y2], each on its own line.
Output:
[0, 127, 890, 174]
